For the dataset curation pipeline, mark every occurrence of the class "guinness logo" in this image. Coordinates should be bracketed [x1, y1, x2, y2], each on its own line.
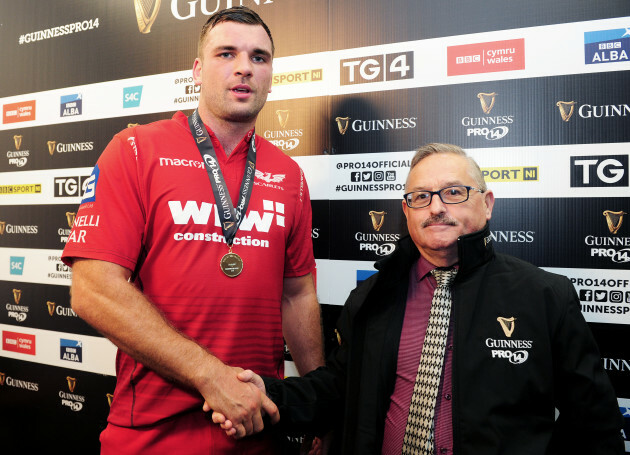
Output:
[0, 372, 5, 386]
[477, 92, 497, 114]
[603, 210, 626, 235]
[66, 376, 77, 393]
[368, 210, 386, 232]
[0, 221, 5, 235]
[47, 301, 56, 316]
[556, 101, 577, 122]
[128, 123, 139, 128]
[106, 393, 114, 407]
[13, 135, 23, 150]
[276, 110, 290, 128]
[335, 117, 350, 135]
[497, 317, 516, 338]
[13, 289, 22, 305]
[47, 141, 56, 156]
[133, 0, 161, 34]
[66, 212, 76, 228]
[223, 221, 235, 230]
[196, 137, 207, 144]
[248, 160, 255, 170]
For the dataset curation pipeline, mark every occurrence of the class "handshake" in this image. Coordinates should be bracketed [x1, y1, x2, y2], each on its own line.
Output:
[203, 368, 277, 439]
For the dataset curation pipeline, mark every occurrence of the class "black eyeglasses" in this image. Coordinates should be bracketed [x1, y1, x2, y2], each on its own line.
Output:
[403, 185, 484, 208]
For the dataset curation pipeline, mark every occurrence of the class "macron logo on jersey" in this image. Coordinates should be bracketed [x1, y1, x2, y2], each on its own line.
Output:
[168, 200, 285, 232]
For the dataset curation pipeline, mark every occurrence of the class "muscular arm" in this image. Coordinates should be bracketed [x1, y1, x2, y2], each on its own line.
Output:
[70, 258, 278, 436]
[282, 273, 325, 375]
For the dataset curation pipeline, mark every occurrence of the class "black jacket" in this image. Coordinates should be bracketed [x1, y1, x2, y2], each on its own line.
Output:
[266, 225, 624, 454]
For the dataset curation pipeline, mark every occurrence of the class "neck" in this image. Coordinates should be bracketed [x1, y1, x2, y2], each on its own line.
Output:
[418, 247, 458, 269]
[197, 108, 255, 156]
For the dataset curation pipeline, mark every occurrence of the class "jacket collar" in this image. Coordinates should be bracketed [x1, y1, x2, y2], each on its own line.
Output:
[375, 223, 494, 279]
[456, 223, 494, 277]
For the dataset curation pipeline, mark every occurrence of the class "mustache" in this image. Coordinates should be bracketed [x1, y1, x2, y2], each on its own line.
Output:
[421, 213, 458, 228]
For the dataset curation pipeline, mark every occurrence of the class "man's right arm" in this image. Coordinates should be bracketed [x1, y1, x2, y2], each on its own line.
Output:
[70, 257, 278, 437]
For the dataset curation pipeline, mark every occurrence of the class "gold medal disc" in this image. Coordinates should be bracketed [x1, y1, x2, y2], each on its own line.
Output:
[220, 252, 243, 277]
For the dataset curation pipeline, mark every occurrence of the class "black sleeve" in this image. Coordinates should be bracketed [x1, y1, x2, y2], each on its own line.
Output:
[549, 278, 624, 454]
[262, 287, 360, 436]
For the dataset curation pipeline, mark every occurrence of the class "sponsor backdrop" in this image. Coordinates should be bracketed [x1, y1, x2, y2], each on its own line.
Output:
[1, 1, 629, 452]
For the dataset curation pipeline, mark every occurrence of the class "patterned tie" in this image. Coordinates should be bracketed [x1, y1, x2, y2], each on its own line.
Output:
[402, 268, 458, 455]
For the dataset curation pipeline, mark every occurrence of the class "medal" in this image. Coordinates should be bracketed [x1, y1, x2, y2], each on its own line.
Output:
[220, 249, 243, 278]
[188, 110, 257, 279]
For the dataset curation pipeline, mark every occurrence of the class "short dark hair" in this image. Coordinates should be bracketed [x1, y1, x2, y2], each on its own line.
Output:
[197, 6, 274, 58]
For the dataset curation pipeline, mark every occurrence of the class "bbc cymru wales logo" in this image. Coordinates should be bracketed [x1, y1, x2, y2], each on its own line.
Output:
[584, 28, 630, 65]
[123, 86, 143, 108]
[447, 39, 525, 76]
[3, 100, 36, 124]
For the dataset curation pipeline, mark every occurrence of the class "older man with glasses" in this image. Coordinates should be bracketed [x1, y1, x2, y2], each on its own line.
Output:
[214, 143, 624, 455]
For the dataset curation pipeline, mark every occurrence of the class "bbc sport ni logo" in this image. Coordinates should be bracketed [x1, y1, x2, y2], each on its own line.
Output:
[123, 85, 143, 108]
[584, 28, 630, 65]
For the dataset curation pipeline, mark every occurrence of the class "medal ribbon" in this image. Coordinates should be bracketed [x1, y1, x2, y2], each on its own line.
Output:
[188, 109, 256, 247]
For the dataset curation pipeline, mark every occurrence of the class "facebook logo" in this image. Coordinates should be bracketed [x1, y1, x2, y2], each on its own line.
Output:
[579, 289, 593, 302]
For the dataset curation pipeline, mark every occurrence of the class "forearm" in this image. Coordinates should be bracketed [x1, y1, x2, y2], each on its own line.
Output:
[282, 274, 325, 375]
[71, 259, 222, 392]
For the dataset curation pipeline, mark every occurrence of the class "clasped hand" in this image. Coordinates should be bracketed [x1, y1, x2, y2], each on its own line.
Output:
[203, 368, 278, 438]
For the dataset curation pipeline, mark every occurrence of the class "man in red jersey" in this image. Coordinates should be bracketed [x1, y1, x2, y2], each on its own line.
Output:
[62, 6, 324, 454]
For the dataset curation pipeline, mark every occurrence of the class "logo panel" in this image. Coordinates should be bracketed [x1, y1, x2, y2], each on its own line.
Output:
[340, 51, 413, 86]
[123, 86, 143, 108]
[60, 339, 83, 363]
[584, 28, 630, 65]
[570, 155, 628, 187]
[447, 39, 525, 76]
[9, 257, 25, 276]
[3, 101, 36, 124]
[60, 94, 83, 117]
[3, 331, 36, 355]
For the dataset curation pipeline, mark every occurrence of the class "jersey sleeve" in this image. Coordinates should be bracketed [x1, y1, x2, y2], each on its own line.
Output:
[283, 166, 316, 278]
[61, 131, 145, 271]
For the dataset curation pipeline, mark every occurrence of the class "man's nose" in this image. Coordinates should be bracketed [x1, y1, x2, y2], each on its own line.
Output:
[234, 53, 253, 77]
[427, 192, 447, 214]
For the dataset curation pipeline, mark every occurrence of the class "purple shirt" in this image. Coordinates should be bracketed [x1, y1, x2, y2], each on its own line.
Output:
[382, 257, 454, 455]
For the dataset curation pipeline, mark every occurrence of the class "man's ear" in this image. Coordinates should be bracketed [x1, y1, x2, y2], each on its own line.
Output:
[192, 58, 202, 85]
[484, 190, 495, 221]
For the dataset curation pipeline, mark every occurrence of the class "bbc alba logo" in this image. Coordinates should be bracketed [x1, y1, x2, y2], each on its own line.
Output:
[570, 155, 628, 187]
